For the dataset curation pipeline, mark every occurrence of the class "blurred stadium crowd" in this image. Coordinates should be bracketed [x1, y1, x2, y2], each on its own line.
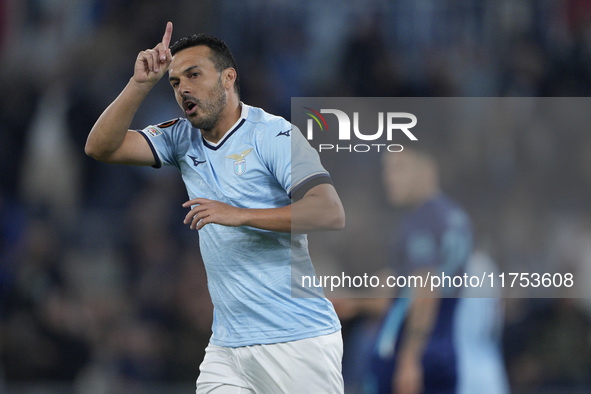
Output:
[2, 0, 591, 392]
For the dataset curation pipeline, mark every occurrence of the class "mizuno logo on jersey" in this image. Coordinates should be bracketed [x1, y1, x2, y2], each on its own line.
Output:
[276, 129, 291, 137]
[225, 148, 253, 176]
[188, 155, 206, 167]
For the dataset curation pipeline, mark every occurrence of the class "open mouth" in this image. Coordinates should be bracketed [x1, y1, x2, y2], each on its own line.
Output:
[183, 100, 198, 115]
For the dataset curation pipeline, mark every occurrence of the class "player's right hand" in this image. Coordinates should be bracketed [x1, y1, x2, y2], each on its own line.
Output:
[132, 21, 173, 85]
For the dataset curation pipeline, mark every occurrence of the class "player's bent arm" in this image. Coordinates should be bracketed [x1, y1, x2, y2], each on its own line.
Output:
[86, 22, 172, 165]
[241, 183, 345, 232]
[85, 80, 156, 166]
[183, 183, 345, 233]
[290, 183, 345, 232]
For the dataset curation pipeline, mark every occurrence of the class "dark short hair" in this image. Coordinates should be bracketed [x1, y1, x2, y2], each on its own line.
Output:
[170, 34, 240, 95]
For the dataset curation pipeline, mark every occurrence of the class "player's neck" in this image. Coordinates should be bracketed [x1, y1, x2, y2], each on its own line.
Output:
[202, 99, 241, 144]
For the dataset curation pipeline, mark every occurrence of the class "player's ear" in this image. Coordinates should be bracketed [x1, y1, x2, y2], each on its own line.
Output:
[223, 68, 237, 91]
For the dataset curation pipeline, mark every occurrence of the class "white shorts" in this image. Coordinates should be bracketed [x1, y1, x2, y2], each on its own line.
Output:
[196, 331, 344, 394]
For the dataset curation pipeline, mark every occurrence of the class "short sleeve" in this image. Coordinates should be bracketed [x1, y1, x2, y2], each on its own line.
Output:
[404, 219, 472, 274]
[405, 229, 439, 270]
[256, 123, 330, 200]
[136, 118, 182, 169]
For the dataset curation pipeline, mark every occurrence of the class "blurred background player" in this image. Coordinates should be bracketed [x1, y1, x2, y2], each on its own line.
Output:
[364, 146, 473, 394]
[362, 145, 477, 394]
[84, 22, 345, 393]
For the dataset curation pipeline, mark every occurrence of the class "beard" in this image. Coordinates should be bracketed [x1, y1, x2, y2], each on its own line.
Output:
[187, 77, 227, 131]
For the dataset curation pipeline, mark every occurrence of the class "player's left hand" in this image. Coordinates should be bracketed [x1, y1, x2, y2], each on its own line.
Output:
[182, 198, 246, 230]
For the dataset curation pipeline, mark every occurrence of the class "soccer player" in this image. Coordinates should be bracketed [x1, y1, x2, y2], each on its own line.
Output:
[365, 146, 473, 394]
[85, 22, 345, 393]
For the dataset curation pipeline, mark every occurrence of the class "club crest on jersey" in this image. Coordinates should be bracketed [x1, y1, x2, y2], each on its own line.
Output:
[225, 148, 253, 176]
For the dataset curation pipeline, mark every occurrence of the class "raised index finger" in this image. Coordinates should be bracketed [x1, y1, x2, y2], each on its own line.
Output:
[162, 21, 173, 49]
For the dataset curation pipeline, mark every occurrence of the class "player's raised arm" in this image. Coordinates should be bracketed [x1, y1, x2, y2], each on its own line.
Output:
[85, 22, 173, 165]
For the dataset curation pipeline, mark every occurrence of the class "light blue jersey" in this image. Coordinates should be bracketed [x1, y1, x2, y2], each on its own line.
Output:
[137, 103, 341, 347]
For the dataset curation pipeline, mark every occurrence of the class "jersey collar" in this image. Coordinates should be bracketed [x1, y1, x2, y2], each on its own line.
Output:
[202, 102, 250, 151]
